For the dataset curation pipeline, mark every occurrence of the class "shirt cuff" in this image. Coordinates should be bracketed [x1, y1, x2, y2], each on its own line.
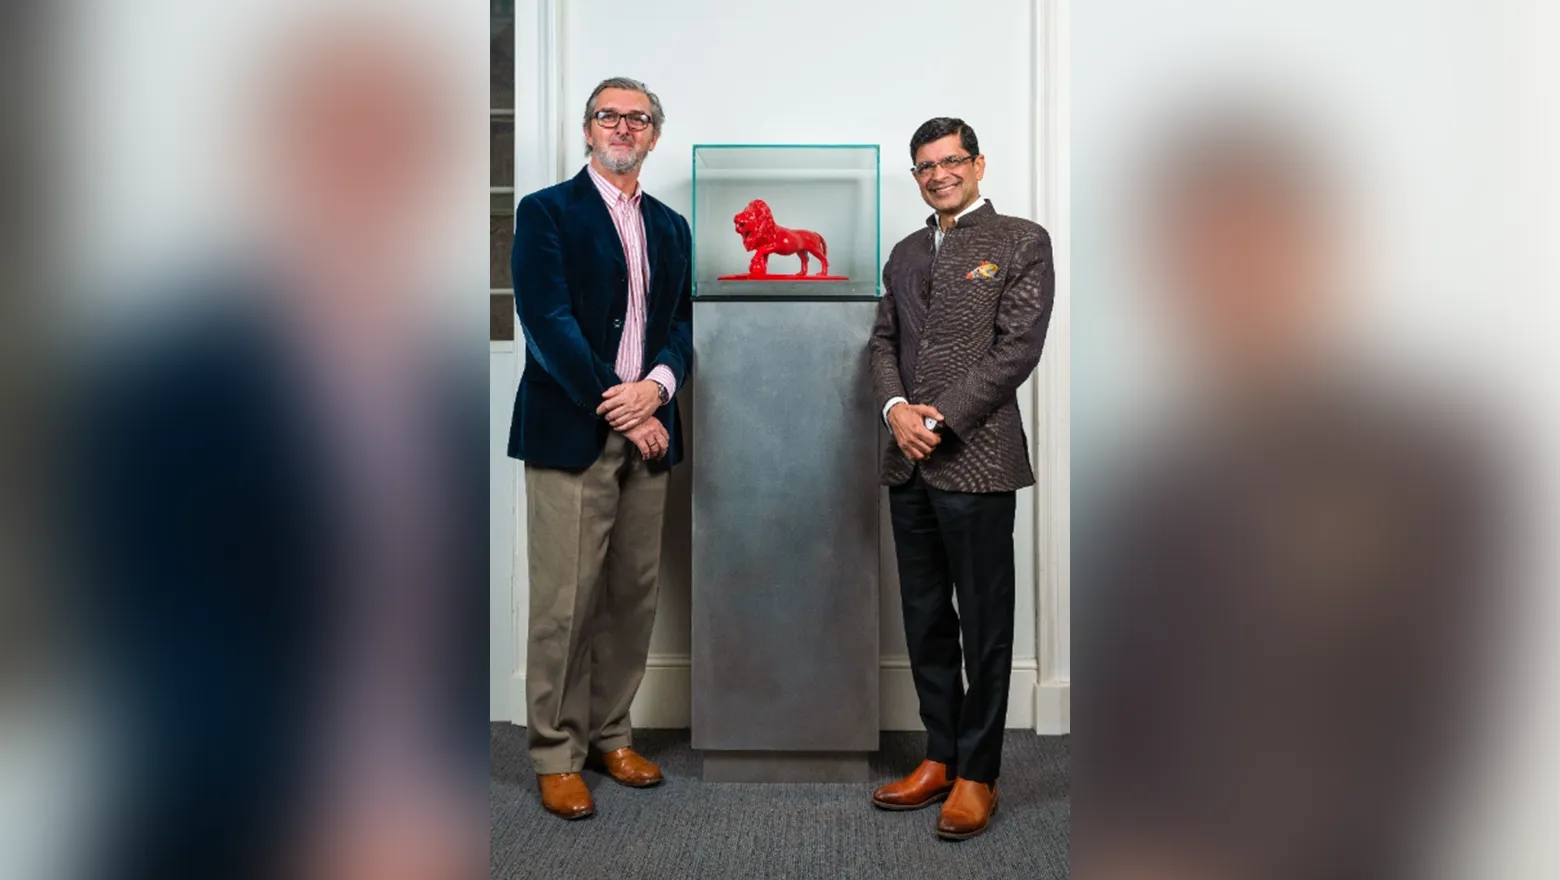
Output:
[646, 365, 677, 401]
[882, 396, 908, 428]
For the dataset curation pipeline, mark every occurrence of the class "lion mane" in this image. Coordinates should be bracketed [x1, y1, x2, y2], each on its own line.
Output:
[734, 199, 778, 251]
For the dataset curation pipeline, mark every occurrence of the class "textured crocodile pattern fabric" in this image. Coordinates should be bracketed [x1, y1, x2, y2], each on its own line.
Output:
[869, 201, 1055, 493]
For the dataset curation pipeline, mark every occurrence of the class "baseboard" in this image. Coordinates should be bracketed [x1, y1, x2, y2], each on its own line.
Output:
[878, 656, 1039, 731]
[630, 655, 693, 728]
[501, 654, 1047, 731]
[1032, 679, 1070, 735]
[506, 657, 692, 729]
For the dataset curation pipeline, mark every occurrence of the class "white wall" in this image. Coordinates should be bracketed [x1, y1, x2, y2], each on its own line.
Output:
[494, 0, 1070, 732]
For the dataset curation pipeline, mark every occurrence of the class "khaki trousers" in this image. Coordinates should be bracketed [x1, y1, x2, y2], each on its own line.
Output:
[524, 433, 668, 774]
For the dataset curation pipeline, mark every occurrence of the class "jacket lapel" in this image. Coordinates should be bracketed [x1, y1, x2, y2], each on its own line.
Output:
[922, 225, 955, 334]
[922, 201, 998, 329]
[572, 168, 628, 314]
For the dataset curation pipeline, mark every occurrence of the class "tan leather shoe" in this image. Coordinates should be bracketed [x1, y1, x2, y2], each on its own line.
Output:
[537, 772, 594, 820]
[871, 759, 955, 810]
[589, 746, 663, 788]
[936, 778, 998, 840]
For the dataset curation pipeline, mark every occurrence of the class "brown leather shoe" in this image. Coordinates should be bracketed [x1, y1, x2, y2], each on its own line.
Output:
[936, 778, 998, 839]
[589, 746, 663, 788]
[871, 759, 955, 811]
[537, 772, 594, 820]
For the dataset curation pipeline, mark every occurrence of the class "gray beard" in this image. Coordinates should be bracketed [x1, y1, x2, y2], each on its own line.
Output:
[593, 141, 644, 174]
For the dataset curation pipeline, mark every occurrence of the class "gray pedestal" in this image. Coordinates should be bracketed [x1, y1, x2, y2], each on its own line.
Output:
[689, 296, 881, 781]
[701, 751, 870, 784]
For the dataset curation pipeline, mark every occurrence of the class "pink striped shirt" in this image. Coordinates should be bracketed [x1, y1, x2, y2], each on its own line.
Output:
[586, 163, 677, 399]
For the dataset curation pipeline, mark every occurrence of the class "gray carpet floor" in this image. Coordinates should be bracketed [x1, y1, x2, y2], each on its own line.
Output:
[491, 725, 1069, 879]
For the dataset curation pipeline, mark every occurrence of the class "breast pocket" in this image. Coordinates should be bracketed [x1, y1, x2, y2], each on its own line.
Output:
[956, 277, 1007, 333]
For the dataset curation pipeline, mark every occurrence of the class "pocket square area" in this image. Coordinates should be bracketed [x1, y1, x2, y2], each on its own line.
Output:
[966, 261, 999, 280]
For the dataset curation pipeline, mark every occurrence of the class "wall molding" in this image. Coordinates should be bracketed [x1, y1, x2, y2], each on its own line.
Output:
[1030, 0, 1072, 735]
[496, 0, 564, 724]
[1033, 680, 1071, 736]
[514, 0, 564, 195]
[880, 656, 1040, 732]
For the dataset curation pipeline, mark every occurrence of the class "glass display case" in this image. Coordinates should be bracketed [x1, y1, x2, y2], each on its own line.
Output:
[691, 144, 880, 299]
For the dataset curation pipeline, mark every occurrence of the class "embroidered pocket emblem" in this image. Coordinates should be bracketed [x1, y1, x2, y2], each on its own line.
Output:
[966, 261, 999, 280]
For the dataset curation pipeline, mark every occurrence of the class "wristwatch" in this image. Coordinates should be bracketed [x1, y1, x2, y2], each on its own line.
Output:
[653, 380, 670, 405]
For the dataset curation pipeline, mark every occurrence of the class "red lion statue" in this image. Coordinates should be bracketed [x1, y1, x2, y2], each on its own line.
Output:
[732, 199, 830, 277]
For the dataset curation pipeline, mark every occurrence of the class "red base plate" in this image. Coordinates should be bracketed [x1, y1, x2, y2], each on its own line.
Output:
[715, 274, 851, 281]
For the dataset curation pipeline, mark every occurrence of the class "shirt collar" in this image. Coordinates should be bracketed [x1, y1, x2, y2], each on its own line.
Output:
[929, 197, 990, 233]
[586, 162, 643, 205]
[954, 197, 988, 223]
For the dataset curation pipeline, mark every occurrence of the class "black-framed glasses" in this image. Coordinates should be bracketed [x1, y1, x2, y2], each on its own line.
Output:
[911, 154, 976, 178]
[592, 109, 654, 131]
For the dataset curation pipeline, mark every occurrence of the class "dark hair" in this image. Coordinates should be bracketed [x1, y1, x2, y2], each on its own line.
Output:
[910, 117, 979, 162]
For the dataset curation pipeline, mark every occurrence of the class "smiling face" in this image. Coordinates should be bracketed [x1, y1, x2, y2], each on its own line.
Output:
[913, 133, 985, 215]
[584, 87, 659, 175]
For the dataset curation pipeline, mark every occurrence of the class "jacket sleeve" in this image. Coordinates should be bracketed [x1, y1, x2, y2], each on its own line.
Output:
[647, 214, 693, 391]
[869, 259, 907, 410]
[512, 193, 618, 411]
[931, 230, 1055, 439]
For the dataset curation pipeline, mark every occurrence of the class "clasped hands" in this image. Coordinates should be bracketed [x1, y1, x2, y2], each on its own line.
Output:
[888, 401, 945, 462]
[597, 380, 666, 460]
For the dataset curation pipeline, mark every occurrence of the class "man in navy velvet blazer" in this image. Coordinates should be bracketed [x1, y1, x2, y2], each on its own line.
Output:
[506, 76, 692, 820]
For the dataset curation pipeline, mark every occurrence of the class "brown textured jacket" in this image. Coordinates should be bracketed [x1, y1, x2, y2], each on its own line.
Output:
[869, 201, 1055, 492]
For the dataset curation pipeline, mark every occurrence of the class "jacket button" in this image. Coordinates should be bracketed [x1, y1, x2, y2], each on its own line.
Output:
[612, 318, 623, 328]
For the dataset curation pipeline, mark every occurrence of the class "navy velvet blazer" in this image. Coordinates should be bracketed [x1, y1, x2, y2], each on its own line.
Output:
[506, 167, 694, 470]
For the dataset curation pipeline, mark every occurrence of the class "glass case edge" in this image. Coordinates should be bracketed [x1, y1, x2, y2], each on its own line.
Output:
[689, 143, 886, 299]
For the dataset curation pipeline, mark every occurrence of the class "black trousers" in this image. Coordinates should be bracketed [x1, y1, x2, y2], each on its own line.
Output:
[888, 470, 1017, 783]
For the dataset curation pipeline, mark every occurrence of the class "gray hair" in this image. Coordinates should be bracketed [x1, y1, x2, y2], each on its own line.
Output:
[582, 76, 665, 156]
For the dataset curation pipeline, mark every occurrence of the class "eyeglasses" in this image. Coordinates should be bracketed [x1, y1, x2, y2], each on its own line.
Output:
[911, 154, 976, 178]
[592, 109, 654, 131]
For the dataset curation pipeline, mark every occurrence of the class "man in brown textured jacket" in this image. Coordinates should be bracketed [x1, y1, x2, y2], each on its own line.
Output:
[867, 117, 1056, 840]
